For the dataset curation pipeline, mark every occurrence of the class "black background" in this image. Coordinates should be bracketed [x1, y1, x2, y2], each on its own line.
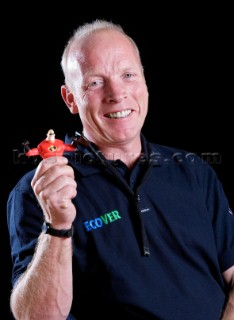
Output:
[1, 4, 233, 319]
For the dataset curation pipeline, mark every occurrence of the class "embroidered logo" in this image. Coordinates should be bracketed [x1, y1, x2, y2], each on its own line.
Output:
[83, 210, 121, 231]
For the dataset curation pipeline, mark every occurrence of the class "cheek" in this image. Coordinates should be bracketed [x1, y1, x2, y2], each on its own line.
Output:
[134, 81, 148, 98]
[135, 86, 148, 109]
[82, 90, 102, 108]
[79, 105, 97, 124]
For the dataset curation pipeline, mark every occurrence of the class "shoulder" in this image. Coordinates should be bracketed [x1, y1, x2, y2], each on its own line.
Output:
[148, 141, 218, 181]
[148, 142, 200, 165]
[9, 168, 36, 195]
[7, 168, 38, 221]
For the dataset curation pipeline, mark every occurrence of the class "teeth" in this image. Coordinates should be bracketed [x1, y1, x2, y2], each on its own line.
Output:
[106, 109, 131, 119]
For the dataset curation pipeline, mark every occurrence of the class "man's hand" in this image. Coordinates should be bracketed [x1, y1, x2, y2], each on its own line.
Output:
[31, 156, 77, 228]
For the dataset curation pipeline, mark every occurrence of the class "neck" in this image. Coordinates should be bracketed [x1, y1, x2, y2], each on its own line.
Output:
[80, 132, 142, 168]
[99, 139, 142, 168]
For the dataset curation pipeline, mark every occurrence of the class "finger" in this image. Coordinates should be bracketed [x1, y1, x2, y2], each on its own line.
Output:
[50, 183, 77, 209]
[33, 165, 75, 193]
[34, 174, 77, 201]
[39, 181, 77, 222]
[31, 156, 69, 188]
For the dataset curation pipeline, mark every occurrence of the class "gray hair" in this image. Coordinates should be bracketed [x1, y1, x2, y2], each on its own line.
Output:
[61, 19, 142, 91]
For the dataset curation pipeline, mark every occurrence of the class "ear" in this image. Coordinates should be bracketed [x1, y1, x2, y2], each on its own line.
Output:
[61, 85, 79, 114]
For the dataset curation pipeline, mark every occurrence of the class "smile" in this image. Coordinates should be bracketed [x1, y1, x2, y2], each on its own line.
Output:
[105, 109, 132, 119]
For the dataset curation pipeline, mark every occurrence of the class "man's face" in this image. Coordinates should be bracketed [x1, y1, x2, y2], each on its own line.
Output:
[72, 30, 149, 148]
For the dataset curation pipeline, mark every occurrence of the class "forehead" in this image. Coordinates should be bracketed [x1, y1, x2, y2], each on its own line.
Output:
[66, 30, 142, 81]
[73, 30, 139, 61]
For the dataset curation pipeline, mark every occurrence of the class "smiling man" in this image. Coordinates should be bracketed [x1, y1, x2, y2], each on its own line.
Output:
[7, 20, 234, 320]
[61, 27, 149, 167]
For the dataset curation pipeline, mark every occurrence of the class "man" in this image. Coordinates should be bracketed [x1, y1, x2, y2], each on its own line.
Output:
[7, 19, 234, 319]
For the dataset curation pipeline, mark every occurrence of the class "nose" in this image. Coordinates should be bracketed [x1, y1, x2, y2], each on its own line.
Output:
[105, 81, 127, 103]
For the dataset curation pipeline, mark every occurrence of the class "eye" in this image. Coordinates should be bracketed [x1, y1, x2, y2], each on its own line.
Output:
[87, 79, 104, 88]
[125, 73, 133, 78]
[89, 80, 98, 87]
[124, 72, 136, 80]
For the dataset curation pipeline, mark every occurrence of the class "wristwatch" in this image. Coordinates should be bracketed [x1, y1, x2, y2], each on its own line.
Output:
[42, 221, 74, 238]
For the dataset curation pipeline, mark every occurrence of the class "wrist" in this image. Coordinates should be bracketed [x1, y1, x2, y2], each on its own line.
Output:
[42, 221, 74, 238]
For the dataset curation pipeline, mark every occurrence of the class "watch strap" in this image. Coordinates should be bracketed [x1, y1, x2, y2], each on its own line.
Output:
[42, 221, 74, 238]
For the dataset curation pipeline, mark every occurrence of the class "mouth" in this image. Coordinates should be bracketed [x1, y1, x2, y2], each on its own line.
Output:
[105, 109, 132, 119]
